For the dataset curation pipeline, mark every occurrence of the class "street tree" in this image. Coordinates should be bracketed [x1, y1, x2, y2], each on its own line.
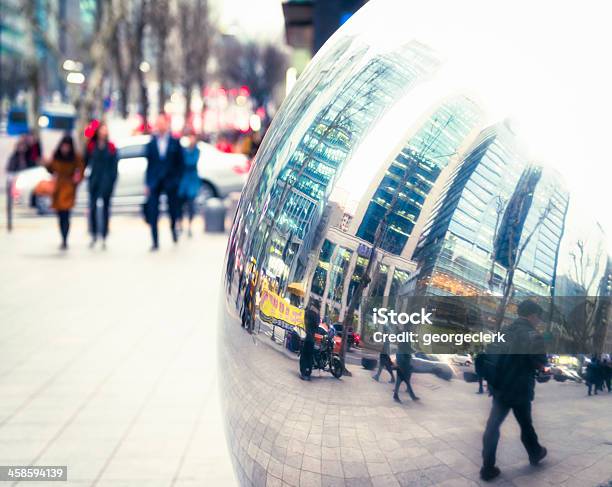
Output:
[148, 0, 174, 114]
[178, 0, 211, 124]
[112, 0, 147, 118]
[73, 0, 123, 149]
[218, 39, 287, 119]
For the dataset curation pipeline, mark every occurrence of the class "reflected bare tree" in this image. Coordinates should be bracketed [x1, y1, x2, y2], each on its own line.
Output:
[492, 198, 555, 330]
[339, 114, 457, 370]
[560, 238, 605, 350]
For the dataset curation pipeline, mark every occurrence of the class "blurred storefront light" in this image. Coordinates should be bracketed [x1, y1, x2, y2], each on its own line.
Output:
[66, 72, 85, 85]
[249, 114, 262, 132]
[62, 59, 83, 72]
[37, 115, 50, 128]
[285, 67, 298, 96]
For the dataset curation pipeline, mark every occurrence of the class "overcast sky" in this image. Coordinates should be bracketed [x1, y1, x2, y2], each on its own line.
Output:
[212, 0, 284, 41]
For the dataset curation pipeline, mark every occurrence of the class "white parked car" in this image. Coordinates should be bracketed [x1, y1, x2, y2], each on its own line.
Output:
[10, 135, 250, 214]
[450, 353, 473, 366]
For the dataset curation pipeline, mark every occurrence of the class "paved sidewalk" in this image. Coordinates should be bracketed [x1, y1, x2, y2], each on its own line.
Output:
[222, 302, 612, 487]
[0, 215, 236, 486]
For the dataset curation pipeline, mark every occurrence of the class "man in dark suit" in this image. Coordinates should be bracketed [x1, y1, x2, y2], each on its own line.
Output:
[145, 114, 184, 250]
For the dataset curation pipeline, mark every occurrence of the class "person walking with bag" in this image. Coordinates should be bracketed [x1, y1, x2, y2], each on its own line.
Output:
[46, 135, 84, 250]
[144, 114, 184, 250]
[85, 121, 118, 249]
[178, 129, 201, 237]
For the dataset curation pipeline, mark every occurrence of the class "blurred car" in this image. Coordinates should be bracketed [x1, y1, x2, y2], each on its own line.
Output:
[450, 353, 472, 366]
[550, 365, 582, 383]
[412, 353, 457, 380]
[10, 135, 250, 214]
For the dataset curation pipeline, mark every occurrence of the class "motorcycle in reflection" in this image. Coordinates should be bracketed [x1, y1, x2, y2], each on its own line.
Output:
[299, 328, 344, 379]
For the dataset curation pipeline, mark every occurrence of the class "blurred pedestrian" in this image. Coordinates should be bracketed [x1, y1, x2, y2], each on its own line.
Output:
[241, 270, 255, 331]
[6, 136, 33, 173]
[373, 324, 395, 383]
[393, 341, 419, 403]
[480, 300, 548, 482]
[85, 121, 118, 249]
[144, 113, 184, 250]
[586, 355, 601, 396]
[46, 135, 84, 250]
[475, 351, 487, 394]
[601, 356, 612, 393]
[178, 129, 201, 237]
[25, 132, 43, 166]
[300, 309, 318, 381]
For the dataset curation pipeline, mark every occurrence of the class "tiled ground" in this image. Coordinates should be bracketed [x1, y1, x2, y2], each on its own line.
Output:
[0, 214, 236, 486]
[220, 295, 612, 487]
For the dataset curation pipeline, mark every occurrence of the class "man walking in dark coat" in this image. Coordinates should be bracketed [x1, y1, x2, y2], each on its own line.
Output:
[145, 114, 184, 250]
[480, 300, 548, 481]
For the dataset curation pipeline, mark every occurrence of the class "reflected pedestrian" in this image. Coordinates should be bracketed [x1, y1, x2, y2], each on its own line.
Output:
[178, 129, 201, 237]
[144, 113, 184, 250]
[46, 135, 84, 250]
[373, 324, 395, 383]
[300, 309, 318, 381]
[475, 351, 487, 394]
[85, 121, 118, 249]
[602, 356, 612, 393]
[393, 341, 419, 403]
[480, 300, 548, 482]
[586, 355, 600, 396]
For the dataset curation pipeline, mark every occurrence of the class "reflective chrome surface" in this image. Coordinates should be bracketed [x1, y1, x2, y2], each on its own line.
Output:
[220, 1, 612, 485]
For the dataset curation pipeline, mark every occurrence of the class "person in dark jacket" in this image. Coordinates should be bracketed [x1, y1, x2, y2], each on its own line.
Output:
[25, 132, 42, 167]
[373, 324, 395, 383]
[300, 309, 319, 381]
[603, 357, 612, 393]
[480, 300, 548, 482]
[85, 121, 118, 248]
[393, 340, 419, 403]
[585, 355, 601, 396]
[178, 129, 201, 237]
[6, 136, 34, 172]
[144, 113, 185, 250]
[474, 351, 487, 394]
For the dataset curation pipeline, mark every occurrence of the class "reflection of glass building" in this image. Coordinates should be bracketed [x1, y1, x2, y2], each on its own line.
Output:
[244, 42, 441, 288]
[412, 122, 569, 297]
[354, 96, 482, 255]
[306, 227, 416, 326]
[268, 46, 439, 240]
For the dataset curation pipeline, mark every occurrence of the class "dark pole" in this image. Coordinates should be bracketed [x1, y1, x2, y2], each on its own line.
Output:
[6, 174, 13, 232]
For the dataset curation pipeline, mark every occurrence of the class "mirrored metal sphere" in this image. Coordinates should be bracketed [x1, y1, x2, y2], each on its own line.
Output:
[220, 0, 612, 485]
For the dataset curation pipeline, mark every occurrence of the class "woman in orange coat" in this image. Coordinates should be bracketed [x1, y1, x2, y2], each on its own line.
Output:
[47, 135, 84, 250]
